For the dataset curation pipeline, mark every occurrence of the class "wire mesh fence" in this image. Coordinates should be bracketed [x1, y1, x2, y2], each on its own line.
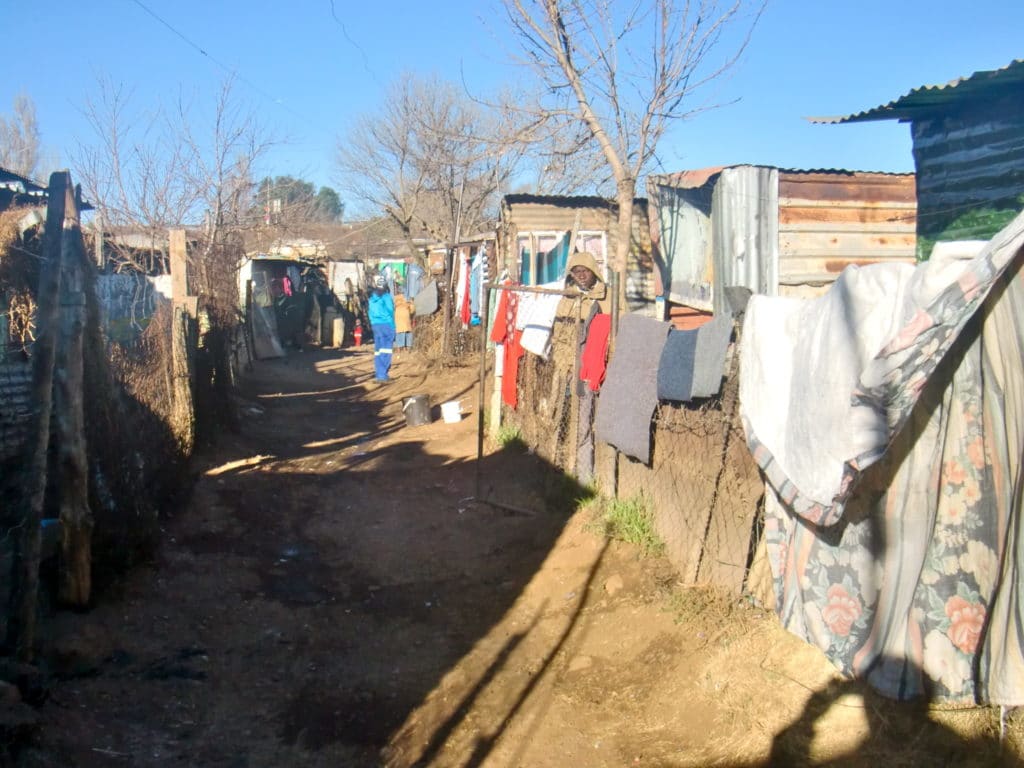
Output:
[499, 307, 765, 595]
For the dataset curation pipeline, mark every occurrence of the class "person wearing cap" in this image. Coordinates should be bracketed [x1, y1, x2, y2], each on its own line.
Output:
[368, 273, 396, 382]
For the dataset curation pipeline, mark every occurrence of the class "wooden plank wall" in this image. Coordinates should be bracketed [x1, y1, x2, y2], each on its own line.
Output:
[777, 171, 917, 295]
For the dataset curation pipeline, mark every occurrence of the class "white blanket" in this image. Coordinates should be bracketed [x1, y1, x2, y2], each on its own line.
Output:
[515, 280, 563, 358]
[739, 245, 981, 510]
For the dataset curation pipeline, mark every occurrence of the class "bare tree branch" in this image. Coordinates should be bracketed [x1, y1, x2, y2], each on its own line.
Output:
[0, 94, 41, 177]
[73, 76, 273, 282]
[502, 0, 764, 295]
[337, 73, 530, 253]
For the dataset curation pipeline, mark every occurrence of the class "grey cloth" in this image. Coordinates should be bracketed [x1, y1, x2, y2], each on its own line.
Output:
[657, 328, 698, 401]
[690, 314, 733, 398]
[413, 280, 438, 316]
[656, 314, 733, 402]
[594, 313, 671, 465]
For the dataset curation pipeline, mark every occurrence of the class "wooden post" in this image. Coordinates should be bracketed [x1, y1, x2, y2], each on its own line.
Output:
[94, 211, 105, 270]
[441, 247, 456, 360]
[55, 190, 93, 607]
[610, 271, 620, 499]
[475, 282, 491, 499]
[244, 278, 257, 363]
[528, 233, 538, 287]
[4, 172, 69, 660]
[169, 229, 195, 454]
[170, 229, 188, 307]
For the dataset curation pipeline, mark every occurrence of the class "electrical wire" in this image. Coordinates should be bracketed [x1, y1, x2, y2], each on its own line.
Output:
[127, 0, 310, 123]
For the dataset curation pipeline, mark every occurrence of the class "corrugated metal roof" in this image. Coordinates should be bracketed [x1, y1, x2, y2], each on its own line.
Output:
[809, 59, 1024, 125]
[650, 166, 913, 188]
[0, 165, 47, 196]
[502, 193, 646, 208]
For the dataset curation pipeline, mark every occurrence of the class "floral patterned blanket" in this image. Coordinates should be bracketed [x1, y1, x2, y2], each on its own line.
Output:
[739, 213, 1024, 704]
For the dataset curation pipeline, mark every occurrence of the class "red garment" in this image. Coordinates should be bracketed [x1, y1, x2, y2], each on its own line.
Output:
[580, 313, 611, 392]
[503, 330, 525, 408]
[490, 287, 511, 344]
[459, 255, 472, 326]
[490, 285, 523, 408]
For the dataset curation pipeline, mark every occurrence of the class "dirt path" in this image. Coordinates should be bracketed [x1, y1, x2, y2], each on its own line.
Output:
[21, 347, 1018, 767]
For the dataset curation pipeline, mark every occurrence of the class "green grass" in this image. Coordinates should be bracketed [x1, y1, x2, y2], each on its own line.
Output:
[495, 423, 526, 450]
[588, 493, 664, 556]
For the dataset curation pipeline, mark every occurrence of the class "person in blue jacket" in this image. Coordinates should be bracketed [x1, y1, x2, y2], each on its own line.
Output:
[368, 273, 396, 382]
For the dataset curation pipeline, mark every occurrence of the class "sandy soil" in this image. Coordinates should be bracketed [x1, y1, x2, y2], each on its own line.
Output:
[15, 345, 1021, 767]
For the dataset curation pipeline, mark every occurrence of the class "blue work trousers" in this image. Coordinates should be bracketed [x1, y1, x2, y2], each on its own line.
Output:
[373, 323, 396, 381]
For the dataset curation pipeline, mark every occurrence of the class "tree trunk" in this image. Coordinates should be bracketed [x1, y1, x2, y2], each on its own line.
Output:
[614, 183, 635, 313]
[56, 216, 93, 607]
[4, 172, 70, 661]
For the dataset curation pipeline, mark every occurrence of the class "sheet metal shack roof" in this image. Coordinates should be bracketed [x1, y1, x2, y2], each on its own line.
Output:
[0, 166, 48, 197]
[0, 166, 95, 210]
[810, 59, 1024, 125]
[650, 165, 913, 187]
[502, 193, 646, 208]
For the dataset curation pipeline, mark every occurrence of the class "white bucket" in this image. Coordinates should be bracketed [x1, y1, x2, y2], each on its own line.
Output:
[441, 400, 462, 424]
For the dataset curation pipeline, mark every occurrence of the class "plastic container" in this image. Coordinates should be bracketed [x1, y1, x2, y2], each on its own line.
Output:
[441, 400, 462, 424]
[402, 394, 431, 427]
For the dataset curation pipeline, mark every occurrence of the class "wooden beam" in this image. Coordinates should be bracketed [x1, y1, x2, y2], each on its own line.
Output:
[4, 172, 69, 660]
[56, 189, 92, 607]
[169, 228, 189, 310]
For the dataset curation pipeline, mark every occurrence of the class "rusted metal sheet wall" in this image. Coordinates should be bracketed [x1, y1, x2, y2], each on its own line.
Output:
[912, 96, 1024, 257]
[777, 171, 917, 294]
[651, 167, 918, 308]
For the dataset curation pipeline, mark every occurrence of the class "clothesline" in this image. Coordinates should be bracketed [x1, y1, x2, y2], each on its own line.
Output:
[483, 282, 583, 298]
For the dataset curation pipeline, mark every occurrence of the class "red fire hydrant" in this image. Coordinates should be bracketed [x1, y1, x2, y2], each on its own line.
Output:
[353, 320, 363, 347]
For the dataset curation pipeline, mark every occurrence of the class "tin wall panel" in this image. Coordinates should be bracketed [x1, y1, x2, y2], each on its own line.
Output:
[711, 166, 778, 312]
[778, 172, 917, 285]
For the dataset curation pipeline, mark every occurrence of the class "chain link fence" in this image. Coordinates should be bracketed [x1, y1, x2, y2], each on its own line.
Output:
[413, 280, 483, 364]
[410, 271, 765, 595]
[500, 307, 764, 595]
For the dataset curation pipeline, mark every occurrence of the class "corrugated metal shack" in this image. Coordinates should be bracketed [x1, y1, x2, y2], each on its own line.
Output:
[496, 194, 657, 312]
[647, 166, 917, 322]
[812, 59, 1024, 258]
[0, 166, 48, 210]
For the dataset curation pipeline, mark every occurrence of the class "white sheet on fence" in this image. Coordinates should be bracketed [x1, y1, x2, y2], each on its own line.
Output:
[515, 280, 563, 358]
[739, 214, 1024, 704]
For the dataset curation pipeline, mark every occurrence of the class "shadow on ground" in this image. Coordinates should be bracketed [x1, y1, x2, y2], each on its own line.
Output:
[22, 346, 595, 767]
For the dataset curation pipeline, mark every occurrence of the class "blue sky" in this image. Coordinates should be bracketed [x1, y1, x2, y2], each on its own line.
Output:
[5, 1, 1023, 203]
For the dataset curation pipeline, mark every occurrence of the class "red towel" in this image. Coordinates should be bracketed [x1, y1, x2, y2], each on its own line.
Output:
[490, 286, 523, 408]
[460, 256, 472, 326]
[580, 313, 612, 392]
[503, 330, 525, 408]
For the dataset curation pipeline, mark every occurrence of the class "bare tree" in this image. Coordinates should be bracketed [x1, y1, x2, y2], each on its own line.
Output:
[0, 94, 41, 177]
[178, 79, 270, 299]
[502, 0, 763, 302]
[337, 73, 528, 255]
[74, 76, 270, 279]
